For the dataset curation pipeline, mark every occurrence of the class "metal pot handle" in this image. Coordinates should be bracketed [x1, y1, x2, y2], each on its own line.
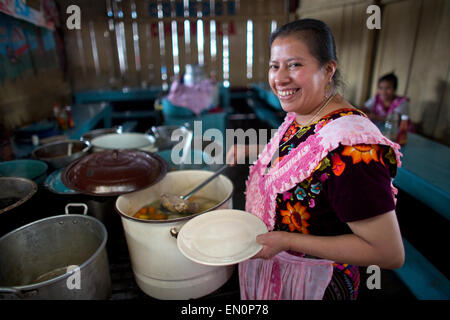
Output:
[65, 203, 88, 215]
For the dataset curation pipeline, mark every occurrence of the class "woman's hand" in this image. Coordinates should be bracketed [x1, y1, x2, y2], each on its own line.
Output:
[252, 231, 292, 260]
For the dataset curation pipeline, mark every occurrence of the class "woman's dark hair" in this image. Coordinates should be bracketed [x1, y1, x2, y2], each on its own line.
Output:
[378, 72, 398, 91]
[269, 18, 341, 87]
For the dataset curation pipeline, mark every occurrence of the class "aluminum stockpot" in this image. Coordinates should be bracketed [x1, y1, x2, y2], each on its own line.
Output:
[80, 126, 122, 142]
[149, 125, 190, 151]
[115, 170, 234, 300]
[32, 140, 91, 170]
[0, 204, 111, 300]
[0, 177, 38, 237]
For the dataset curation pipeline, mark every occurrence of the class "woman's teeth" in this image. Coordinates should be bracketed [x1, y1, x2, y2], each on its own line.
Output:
[278, 89, 299, 97]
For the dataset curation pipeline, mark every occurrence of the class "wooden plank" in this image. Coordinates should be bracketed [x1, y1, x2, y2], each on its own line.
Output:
[296, 0, 368, 14]
[405, 0, 450, 143]
[339, 3, 371, 105]
[434, 61, 450, 145]
[404, 0, 446, 125]
[371, 0, 421, 97]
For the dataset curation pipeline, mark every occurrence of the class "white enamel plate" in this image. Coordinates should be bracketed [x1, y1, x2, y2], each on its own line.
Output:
[177, 209, 268, 266]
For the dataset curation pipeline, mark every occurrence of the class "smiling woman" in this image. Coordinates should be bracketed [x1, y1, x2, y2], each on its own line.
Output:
[233, 18, 405, 301]
[267, 20, 345, 123]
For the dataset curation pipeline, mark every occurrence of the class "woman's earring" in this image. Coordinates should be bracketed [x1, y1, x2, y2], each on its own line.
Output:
[325, 81, 332, 98]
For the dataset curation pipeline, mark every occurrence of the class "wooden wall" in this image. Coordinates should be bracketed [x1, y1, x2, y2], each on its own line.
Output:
[58, 0, 289, 92]
[3, 0, 447, 145]
[297, 0, 450, 145]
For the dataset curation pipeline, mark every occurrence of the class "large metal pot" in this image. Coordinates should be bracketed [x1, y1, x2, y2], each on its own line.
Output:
[0, 204, 111, 300]
[115, 170, 234, 300]
[44, 168, 112, 228]
[149, 125, 190, 151]
[80, 126, 122, 142]
[43, 171, 117, 249]
[32, 140, 91, 170]
[0, 177, 38, 237]
[60, 149, 168, 255]
[0, 160, 48, 184]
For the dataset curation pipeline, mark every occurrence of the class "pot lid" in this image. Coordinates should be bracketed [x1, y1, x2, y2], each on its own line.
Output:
[61, 149, 167, 196]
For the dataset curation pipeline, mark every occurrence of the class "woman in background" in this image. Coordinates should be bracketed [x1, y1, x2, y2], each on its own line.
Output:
[364, 72, 410, 123]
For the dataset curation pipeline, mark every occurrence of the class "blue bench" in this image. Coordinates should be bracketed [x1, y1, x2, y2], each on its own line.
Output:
[394, 238, 450, 299]
[394, 133, 450, 220]
[391, 133, 450, 299]
[74, 87, 162, 104]
[74, 88, 163, 125]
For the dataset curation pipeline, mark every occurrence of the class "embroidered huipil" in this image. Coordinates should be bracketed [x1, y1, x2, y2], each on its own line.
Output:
[240, 108, 402, 300]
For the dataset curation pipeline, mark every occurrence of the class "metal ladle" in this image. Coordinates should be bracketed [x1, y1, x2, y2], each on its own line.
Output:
[160, 164, 228, 214]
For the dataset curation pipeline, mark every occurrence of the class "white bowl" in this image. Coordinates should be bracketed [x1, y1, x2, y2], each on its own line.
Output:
[91, 133, 157, 153]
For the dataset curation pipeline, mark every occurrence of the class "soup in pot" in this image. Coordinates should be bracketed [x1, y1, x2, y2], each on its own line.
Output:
[133, 195, 218, 221]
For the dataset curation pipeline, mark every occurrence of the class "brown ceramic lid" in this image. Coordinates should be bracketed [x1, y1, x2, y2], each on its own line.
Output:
[61, 149, 167, 196]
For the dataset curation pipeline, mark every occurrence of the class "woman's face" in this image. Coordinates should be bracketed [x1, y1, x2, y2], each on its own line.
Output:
[377, 80, 396, 102]
[268, 35, 333, 115]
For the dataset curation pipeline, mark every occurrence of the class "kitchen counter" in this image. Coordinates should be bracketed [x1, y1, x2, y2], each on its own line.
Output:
[64, 102, 112, 140]
[11, 103, 112, 159]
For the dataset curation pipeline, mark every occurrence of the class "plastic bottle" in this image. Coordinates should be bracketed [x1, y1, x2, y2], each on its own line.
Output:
[384, 113, 399, 141]
[54, 104, 67, 130]
[65, 105, 75, 128]
[396, 114, 409, 146]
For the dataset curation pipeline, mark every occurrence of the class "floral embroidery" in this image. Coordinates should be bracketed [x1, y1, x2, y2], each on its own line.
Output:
[339, 111, 355, 117]
[295, 186, 307, 200]
[341, 144, 380, 164]
[384, 147, 397, 165]
[282, 191, 292, 201]
[280, 202, 310, 233]
[294, 126, 311, 141]
[282, 143, 295, 153]
[331, 153, 346, 176]
[311, 182, 321, 194]
[314, 157, 331, 172]
[271, 108, 391, 300]
[320, 172, 329, 182]
[282, 123, 300, 143]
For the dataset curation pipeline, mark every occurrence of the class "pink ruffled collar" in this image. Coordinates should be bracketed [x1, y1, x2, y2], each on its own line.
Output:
[245, 111, 402, 230]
